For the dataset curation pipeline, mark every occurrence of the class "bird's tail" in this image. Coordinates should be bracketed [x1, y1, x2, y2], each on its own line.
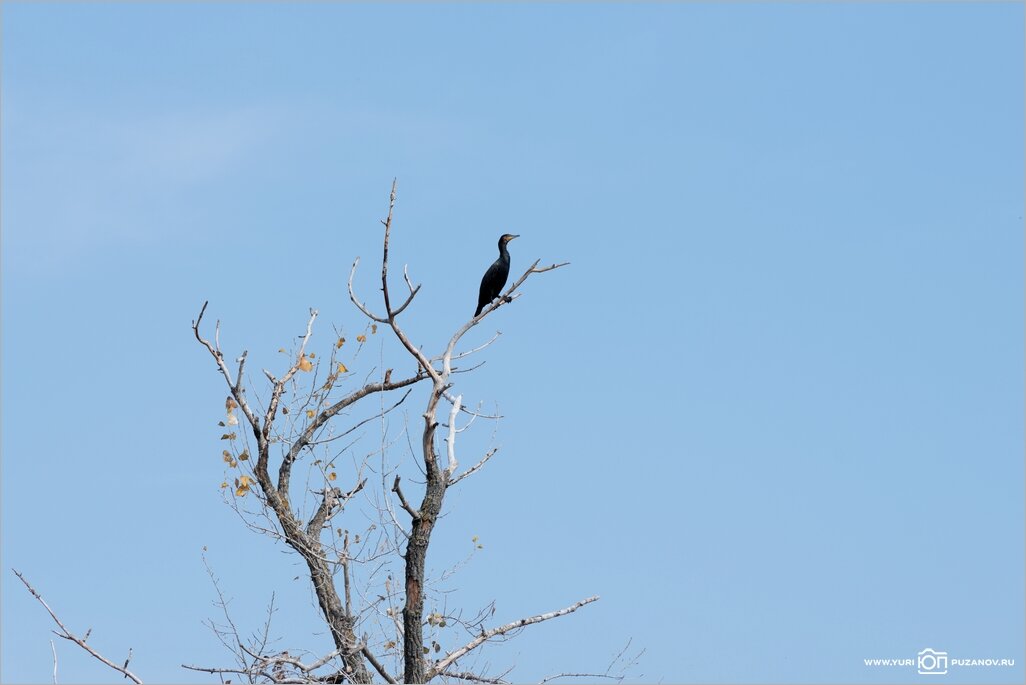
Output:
[473, 304, 483, 317]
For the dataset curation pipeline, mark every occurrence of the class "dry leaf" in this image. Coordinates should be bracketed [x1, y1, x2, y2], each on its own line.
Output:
[298, 355, 313, 372]
[328, 472, 337, 481]
[337, 362, 348, 374]
[336, 337, 346, 349]
[306, 409, 315, 419]
[222, 450, 232, 463]
[238, 451, 250, 461]
[371, 324, 378, 334]
[225, 396, 238, 412]
[226, 414, 239, 426]
[356, 334, 366, 343]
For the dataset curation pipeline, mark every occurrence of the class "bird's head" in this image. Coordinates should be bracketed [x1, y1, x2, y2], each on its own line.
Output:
[500, 233, 520, 244]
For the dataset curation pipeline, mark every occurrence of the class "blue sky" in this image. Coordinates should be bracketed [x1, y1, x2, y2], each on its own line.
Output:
[2, 3, 1023, 684]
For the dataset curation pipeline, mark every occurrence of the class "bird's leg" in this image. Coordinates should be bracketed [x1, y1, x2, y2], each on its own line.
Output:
[502, 296, 513, 304]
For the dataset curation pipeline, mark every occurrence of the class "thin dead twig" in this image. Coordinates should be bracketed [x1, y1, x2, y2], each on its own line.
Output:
[12, 569, 143, 684]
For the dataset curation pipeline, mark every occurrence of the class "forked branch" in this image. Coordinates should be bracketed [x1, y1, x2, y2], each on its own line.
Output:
[13, 569, 143, 684]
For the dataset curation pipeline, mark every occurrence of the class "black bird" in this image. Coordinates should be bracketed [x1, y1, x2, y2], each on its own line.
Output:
[475, 233, 520, 317]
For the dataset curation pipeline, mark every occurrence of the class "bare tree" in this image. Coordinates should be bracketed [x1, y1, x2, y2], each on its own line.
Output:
[15, 182, 640, 684]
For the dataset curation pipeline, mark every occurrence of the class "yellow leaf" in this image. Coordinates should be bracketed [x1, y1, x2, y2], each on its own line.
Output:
[278, 347, 286, 353]
[306, 409, 315, 419]
[220, 482, 228, 488]
[356, 334, 366, 343]
[371, 324, 378, 334]
[298, 355, 313, 372]
[225, 396, 238, 412]
[384, 641, 396, 650]
[221, 432, 237, 441]
[337, 362, 348, 374]
[235, 486, 248, 497]
[328, 472, 337, 481]
[238, 451, 250, 461]
[229, 459, 238, 468]
[336, 337, 346, 349]
[239, 475, 252, 487]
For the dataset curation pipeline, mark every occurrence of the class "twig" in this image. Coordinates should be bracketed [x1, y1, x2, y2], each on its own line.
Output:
[448, 448, 499, 486]
[50, 640, 58, 685]
[13, 569, 143, 684]
[428, 595, 599, 678]
[539, 673, 623, 684]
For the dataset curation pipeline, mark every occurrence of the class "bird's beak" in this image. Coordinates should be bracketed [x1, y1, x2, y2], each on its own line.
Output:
[510, 234, 520, 240]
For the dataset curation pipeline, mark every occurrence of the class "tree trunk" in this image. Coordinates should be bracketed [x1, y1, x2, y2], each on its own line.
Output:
[402, 392, 448, 683]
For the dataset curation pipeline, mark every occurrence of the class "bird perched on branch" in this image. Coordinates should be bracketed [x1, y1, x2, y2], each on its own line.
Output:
[475, 233, 520, 317]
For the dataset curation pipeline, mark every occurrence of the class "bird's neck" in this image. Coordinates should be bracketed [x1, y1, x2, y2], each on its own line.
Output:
[498, 244, 510, 261]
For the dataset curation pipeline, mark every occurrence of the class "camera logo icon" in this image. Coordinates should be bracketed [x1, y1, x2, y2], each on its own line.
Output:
[917, 648, 949, 675]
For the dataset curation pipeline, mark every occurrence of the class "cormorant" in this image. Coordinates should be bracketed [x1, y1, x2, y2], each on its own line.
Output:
[475, 233, 520, 317]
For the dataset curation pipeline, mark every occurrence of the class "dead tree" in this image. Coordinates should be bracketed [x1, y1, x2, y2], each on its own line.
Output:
[16, 182, 636, 684]
[345, 182, 572, 682]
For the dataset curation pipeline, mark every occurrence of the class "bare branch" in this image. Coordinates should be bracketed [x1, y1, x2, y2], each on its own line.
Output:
[263, 308, 319, 448]
[13, 569, 143, 684]
[362, 645, 398, 684]
[307, 479, 366, 539]
[539, 673, 623, 684]
[279, 373, 425, 499]
[448, 448, 499, 486]
[50, 640, 58, 685]
[181, 664, 257, 677]
[428, 596, 600, 679]
[391, 263, 422, 317]
[539, 638, 644, 684]
[432, 332, 502, 364]
[193, 301, 260, 436]
[348, 258, 389, 323]
[444, 394, 462, 478]
[392, 476, 419, 519]
[441, 670, 509, 684]
[241, 643, 344, 673]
